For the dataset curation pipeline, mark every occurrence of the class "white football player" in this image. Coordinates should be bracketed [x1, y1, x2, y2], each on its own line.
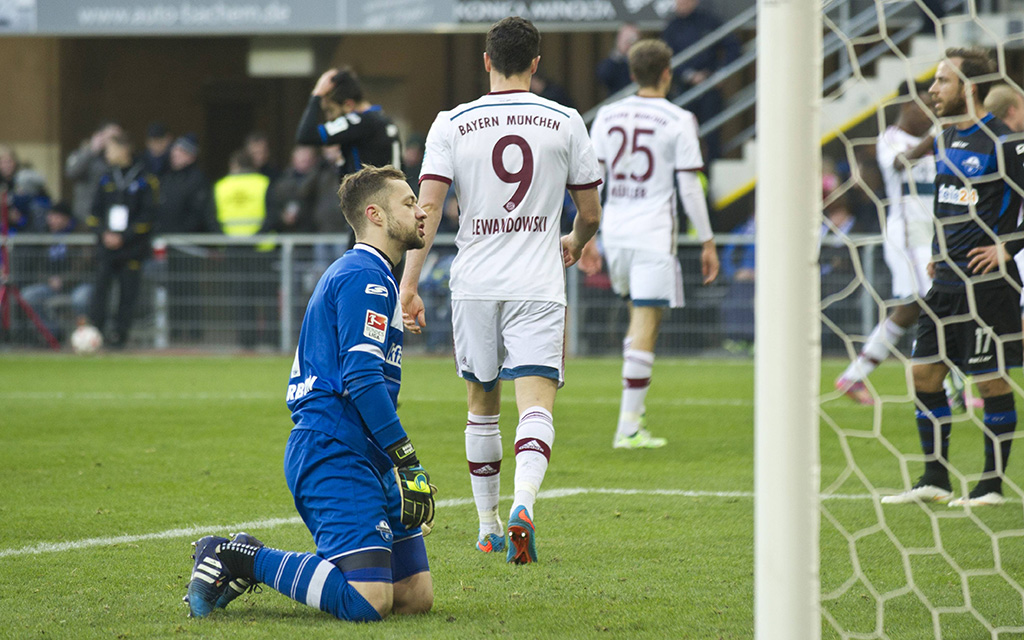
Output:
[581, 39, 718, 449]
[835, 80, 939, 405]
[399, 16, 602, 565]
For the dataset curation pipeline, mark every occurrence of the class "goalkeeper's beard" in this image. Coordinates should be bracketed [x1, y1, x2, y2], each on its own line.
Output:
[385, 209, 426, 251]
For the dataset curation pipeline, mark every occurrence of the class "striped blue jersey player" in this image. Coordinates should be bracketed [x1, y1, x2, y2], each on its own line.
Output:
[932, 113, 1024, 290]
[286, 243, 407, 470]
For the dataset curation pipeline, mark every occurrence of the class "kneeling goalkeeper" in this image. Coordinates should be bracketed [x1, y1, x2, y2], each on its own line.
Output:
[185, 165, 435, 621]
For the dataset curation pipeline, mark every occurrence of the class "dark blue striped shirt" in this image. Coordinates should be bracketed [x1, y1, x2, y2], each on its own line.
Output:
[932, 114, 1024, 290]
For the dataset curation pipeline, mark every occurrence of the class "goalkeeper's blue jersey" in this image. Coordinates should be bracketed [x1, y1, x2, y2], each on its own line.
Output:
[286, 243, 406, 468]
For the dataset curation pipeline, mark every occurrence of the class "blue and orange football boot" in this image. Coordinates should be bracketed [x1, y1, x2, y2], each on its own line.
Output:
[506, 505, 537, 565]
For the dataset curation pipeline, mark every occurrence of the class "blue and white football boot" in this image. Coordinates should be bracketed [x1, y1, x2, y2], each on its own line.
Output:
[186, 536, 231, 618]
[214, 532, 264, 609]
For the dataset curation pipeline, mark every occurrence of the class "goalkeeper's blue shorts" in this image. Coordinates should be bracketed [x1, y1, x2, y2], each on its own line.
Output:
[284, 427, 429, 583]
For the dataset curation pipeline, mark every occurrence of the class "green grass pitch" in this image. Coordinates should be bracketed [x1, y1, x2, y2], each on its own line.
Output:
[2, 354, 1023, 639]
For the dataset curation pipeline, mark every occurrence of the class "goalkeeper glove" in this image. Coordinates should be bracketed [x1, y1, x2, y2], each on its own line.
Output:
[387, 438, 436, 532]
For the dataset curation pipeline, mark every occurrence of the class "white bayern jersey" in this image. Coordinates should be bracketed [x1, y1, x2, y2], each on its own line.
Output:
[590, 96, 704, 254]
[876, 125, 936, 232]
[420, 90, 602, 304]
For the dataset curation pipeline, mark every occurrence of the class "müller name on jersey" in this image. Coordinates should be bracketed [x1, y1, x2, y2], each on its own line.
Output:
[472, 215, 549, 235]
[457, 114, 562, 136]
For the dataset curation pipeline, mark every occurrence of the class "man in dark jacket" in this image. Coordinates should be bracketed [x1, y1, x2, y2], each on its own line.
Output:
[156, 134, 216, 342]
[86, 132, 158, 348]
[263, 145, 323, 234]
[156, 134, 215, 234]
[661, 0, 741, 161]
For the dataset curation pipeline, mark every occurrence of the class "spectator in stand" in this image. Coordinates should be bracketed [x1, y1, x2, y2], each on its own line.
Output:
[0, 144, 19, 192]
[661, 0, 740, 161]
[66, 120, 123, 224]
[720, 214, 755, 355]
[596, 23, 641, 96]
[245, 131, 280, 183]
[313, 145, 350, 273]
[156, 134, 216, 234]
[0, 145, 51, 232]
[18, 202, 93, 342]
[214, 149, 273, 350]
[530, 73, 575, 109]
[143, 122, 174, 177]
[156, 133, 216, 342]
[264, 145, 322, 234]
[86, 132, 158, 349]
[402, 133, 426, 195]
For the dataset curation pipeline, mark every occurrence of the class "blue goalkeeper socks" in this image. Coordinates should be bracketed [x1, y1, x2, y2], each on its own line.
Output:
[253, 548, 382, 622]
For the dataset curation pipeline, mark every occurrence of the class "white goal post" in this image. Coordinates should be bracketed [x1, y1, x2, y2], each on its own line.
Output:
[754, 0, 823, 638]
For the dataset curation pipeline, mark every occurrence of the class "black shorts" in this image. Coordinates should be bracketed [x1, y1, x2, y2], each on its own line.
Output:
[913, 285, 1023, 375]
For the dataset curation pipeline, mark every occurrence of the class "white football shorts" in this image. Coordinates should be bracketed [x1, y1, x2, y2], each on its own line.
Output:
[451, 299, 565, 390]
[1016, 251, 1024, 309]
[883, 214, 933, 299]
[604, 246, 684, 308]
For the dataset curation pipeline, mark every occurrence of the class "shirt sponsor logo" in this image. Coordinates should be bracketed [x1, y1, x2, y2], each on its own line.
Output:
[323, 112, 361, 136]
[364, 310, 388, 342]
[386, 343, 402, 367]
[472, 216, 549, 235]
[937, 184, 979, 206]
[365, 283, 388, 296]
[952, 141, 969, 148]
[286, 375, 318, 402]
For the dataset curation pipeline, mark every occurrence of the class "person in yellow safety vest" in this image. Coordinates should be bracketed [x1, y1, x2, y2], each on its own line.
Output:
[214, 149, 275, 349]
[215, 150, 270, 237]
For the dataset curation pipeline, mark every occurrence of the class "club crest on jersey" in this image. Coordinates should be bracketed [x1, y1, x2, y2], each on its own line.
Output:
[364, 310, 388, 342]
[365, 283, 388, 296]
[376, 519, 393, 542]
[960, 155, 982, 176]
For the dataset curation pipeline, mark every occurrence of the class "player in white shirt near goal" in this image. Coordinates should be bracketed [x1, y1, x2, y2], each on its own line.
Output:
[580, 39, 719, 449]
[399, 16, 602, 565]
[836, 80, 939, 404]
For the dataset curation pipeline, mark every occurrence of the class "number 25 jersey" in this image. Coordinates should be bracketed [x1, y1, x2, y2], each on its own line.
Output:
[420, 90, 602, 305]
[590, 96, 704, 255]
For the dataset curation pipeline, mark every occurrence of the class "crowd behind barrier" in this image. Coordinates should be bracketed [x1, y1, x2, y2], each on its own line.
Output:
[3, 232, 886, 356]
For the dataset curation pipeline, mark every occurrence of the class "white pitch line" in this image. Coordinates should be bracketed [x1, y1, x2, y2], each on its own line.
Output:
[0, 391, 752, 407]
[0, 487, 884, 560]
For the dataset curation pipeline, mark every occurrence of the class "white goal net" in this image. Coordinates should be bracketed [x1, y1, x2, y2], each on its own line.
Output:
[815, 2, 1024, 638]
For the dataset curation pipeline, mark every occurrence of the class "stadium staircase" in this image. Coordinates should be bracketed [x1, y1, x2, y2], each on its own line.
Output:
[582, 0, 970, 228]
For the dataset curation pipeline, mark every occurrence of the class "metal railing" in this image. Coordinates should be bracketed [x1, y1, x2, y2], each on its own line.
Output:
[3, 233, 887, 357]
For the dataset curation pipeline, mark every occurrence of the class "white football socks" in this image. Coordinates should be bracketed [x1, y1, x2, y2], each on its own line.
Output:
[841, 317, 906, 382]
[617, 349, 654, 440]
[465, 412, 502, 536]
[512, 406, 554, 518]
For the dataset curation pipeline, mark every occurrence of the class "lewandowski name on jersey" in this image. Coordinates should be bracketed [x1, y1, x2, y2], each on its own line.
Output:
[472, 215, 548, 235]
